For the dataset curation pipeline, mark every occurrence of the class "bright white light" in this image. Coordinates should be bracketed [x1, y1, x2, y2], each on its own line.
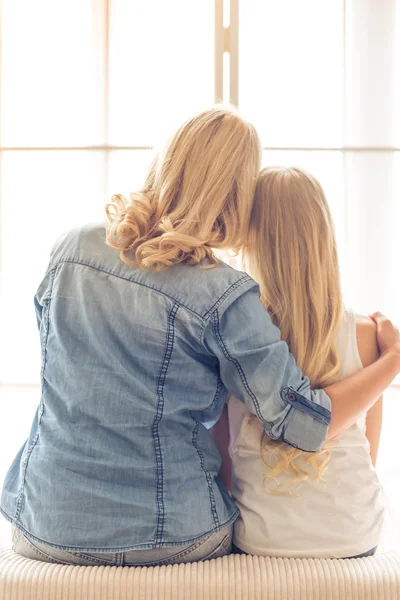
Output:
[0, 151, 106, 383]
[109, 0, 215, 146]
[223, 53, 230, 104]
[239, 0, 344, 148]
[1, 0, 106, 146]
[223, 0, 230, 28]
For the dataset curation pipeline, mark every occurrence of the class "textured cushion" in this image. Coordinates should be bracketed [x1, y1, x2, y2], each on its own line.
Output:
[0, 547, 399, 599]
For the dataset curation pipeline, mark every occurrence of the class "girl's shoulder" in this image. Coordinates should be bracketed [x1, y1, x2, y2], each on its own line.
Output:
[354, 313, 380, 368]
[336, 310, 378, 378]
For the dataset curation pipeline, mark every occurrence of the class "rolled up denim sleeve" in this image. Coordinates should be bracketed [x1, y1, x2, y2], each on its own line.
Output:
[203, 285, 331, 452]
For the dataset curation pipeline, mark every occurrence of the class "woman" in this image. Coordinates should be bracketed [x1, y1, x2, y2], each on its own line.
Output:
[227, 166, 393, 558]
[1, 108, 399, 567]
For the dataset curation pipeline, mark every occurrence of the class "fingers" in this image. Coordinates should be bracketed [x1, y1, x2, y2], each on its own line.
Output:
[369, 312, 399, 335]
[369, 312, 390, 325]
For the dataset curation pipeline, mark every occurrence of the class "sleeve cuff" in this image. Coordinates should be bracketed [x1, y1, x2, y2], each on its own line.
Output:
[266, 387, 331, 452]
[281, 405, 330, 452]
[280, 387, 331, 426]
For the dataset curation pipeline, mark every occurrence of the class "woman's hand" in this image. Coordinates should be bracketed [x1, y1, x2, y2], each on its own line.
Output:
[326, 311, 400, 440]
[370, 312, 400, 360]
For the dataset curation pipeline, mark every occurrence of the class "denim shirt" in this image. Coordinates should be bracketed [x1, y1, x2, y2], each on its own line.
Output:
[1, 224, 331, 552]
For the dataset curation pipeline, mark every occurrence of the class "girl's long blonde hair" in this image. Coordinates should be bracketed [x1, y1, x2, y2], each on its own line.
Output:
[105, 106, 261, 270]
[244, 166, 344, 494]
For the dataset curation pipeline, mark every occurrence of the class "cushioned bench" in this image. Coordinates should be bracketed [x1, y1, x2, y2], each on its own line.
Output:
[0, 546, 399, 599]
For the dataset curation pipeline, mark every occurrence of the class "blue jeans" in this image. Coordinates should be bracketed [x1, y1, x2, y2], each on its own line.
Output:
[232, 543, 377, 559]
[12, 526, 233, 567]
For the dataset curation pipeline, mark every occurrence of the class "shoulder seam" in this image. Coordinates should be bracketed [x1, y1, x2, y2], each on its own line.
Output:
[202, 275, 253, 319]
[55, 259, 204, 319]
[50, 258, 250, 322]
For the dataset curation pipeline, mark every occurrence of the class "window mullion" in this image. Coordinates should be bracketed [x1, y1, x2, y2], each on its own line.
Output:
[229, 0, 239, 107]
[214, 0, 224, 103]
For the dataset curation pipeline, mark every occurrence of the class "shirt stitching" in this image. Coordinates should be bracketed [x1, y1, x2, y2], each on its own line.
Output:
[189, 418, 220, 529]
[50, 258, 251, 322]
[281, 387, 331, 425]
[14, 266, 57, 522]
[202, 275, 253, 319]
[1, 507, 239, 553]
[38, 266, 57, 423]
[208, 377, 224, 413]
[152, 302, 179, 545]
[212, 309, 274, 427]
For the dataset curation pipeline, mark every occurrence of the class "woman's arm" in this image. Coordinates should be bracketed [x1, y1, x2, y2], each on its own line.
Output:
[203, 288, 400, 453]
[325, 312, 398, 441]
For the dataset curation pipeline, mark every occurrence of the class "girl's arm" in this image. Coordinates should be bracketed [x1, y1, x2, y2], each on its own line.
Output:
[355, 314, 383, 466]
[366, 398, 383, 467]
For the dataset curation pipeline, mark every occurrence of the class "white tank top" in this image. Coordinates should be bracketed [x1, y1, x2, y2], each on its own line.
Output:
[229, 310, 385, 558]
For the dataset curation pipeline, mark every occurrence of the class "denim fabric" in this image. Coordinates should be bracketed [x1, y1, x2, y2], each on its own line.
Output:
[344, 547, 377, 559]
[232, 543, 378, 560]
[0, 224, 331, 552]
[12, 526, 233, 566]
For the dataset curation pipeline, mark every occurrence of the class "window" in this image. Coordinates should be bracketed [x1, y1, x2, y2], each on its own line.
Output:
[0, 0, 399, 549]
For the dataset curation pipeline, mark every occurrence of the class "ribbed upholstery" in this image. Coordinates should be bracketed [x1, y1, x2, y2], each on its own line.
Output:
[0, 547, 399, 599]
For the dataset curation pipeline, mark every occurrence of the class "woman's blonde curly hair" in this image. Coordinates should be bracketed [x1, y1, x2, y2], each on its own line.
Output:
[105, 106, 261, 271]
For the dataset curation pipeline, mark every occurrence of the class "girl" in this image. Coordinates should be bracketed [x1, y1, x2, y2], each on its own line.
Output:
[228, 166, 391, 559]
[2, 110, 399, 567]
